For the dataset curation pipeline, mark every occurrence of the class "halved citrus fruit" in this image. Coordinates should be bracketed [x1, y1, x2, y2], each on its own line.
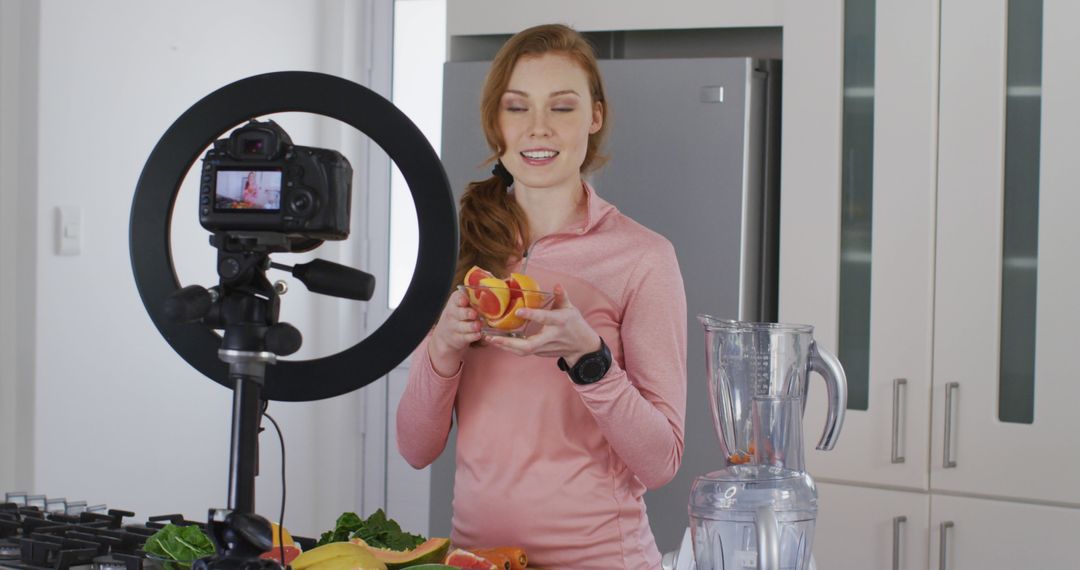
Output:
[487, 298, 526, 330]
[463, 266, 495, 304]
[269, 522, 293, 547]
[508, 272, 546, 308]
[476, 277, 511, 319]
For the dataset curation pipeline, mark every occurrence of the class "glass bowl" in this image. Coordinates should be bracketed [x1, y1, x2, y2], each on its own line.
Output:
[458, 284, 556, 338]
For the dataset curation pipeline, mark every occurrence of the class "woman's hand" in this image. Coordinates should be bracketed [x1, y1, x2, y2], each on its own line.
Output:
[428, 289, 484, 376]
[484, 284, 601, 365]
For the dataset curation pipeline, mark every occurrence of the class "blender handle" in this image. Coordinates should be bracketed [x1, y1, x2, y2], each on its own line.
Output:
[809, 341, 848, 450]
[755, 505, 780, 570]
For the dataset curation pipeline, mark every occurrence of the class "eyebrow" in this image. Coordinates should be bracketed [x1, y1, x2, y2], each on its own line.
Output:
[504, 89, 582, 97]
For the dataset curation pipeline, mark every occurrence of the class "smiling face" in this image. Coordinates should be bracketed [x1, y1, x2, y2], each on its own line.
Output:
[498, 52, 604, 193]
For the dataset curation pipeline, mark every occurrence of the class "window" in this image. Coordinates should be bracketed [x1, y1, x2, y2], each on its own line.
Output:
[389, 0, 446, 308]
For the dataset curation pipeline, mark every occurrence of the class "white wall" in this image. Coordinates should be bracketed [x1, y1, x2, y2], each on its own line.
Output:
[3, 0, 391, 539]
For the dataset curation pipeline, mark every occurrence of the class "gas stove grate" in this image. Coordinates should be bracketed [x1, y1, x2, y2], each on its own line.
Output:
[0, 501, 155, 570]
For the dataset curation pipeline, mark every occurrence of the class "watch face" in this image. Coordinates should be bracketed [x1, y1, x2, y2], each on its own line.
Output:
[581, 358, 604, 381]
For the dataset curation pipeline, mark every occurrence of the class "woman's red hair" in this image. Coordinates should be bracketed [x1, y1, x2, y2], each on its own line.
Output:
[454, 24, 609, 286]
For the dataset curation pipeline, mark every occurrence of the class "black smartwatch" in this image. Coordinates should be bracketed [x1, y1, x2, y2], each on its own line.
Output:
[558, 337, 612, 385]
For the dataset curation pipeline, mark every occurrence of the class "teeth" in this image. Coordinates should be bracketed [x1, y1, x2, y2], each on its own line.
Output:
[522, 150, 557, 159]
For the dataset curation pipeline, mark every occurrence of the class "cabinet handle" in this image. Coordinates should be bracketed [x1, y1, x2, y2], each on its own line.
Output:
[943, 382, 959, 468]
[891, 379, 907, 463]
[892, 515, 906, 570]
[939, 521, 954, 570]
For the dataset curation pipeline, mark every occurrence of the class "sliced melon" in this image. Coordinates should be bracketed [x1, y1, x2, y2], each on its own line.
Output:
[349, 538, 450, 570]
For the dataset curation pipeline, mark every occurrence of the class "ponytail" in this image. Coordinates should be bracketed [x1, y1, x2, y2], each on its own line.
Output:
[454, 168, 530, 286]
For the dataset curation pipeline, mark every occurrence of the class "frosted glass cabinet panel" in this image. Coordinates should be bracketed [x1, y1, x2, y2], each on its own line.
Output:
[997, 0, 1041, 425]
[932, 0, 1080, 503]
[837, 0, 875, 413]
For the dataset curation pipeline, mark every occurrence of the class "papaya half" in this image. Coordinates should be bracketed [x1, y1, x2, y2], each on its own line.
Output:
[349, 537, 449, 569]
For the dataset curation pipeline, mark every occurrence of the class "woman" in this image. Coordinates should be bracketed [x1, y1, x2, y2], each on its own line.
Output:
[397, 24, 687, 570]
[242, 170, 259, 206]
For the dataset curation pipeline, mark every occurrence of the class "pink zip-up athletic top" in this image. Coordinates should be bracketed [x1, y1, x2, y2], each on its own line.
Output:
[397, 184, 687, 570]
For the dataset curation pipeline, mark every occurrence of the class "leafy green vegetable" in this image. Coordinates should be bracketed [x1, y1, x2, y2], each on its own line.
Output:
[316, 512, 364, 546]
[315, 509, 424, 551]
[144, 524, 216, 566]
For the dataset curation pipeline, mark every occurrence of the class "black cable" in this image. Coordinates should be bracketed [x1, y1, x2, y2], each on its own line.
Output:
[263, 408, 287, 567]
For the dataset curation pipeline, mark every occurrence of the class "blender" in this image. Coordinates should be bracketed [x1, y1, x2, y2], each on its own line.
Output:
[688, 317, 847, 570]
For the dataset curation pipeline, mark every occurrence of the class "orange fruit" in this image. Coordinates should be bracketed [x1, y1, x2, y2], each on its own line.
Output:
[464, 265, 495, 286]
[507, 272, 546, 309]
[270, 522, 293, 547]
[463, 266, 495, 304]
[476, 277, 511, 319]
[487, 298, 526, 330]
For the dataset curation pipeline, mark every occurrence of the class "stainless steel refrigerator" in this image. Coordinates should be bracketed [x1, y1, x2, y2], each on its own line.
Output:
[432, 56, 780, 553]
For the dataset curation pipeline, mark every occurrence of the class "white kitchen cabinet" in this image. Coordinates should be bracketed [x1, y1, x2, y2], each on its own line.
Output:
[930, 494, 1080, 570]
[784, 0, 1080, 567]
[781, 0, 938, 491]
[932, 0, 1080, 504]
[814, 483, 930, 570]
[788, 0, 1080, 503]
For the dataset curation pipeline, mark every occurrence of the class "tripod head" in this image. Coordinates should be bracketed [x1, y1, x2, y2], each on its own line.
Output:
[191, 509, 279, 570]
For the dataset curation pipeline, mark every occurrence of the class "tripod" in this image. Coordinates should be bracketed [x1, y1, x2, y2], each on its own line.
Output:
[164, 232, 369, 570]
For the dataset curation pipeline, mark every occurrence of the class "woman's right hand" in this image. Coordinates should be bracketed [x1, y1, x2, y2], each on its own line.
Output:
[427, 289, 483, 376]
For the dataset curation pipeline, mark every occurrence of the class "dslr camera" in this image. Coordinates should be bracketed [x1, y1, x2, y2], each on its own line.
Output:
[199, 120, 352, 242]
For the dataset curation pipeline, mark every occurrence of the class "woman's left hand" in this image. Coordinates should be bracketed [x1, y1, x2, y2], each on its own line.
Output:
[484, 284, 601, 364]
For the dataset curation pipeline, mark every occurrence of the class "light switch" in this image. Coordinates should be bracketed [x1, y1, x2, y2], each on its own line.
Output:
[56, 206, 81, 256]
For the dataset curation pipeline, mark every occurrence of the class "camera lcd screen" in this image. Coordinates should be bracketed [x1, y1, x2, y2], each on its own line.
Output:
[214, 170, 282, 211]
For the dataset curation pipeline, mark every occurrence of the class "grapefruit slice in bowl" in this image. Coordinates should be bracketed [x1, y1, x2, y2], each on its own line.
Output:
[507, 272, 548, 309]
[457, 283, 555, 338]
[463, 265, 496, 305]
[487, 297, 526, 331]
[474, 277, 511, 319]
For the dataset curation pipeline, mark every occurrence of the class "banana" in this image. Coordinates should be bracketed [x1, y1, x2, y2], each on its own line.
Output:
[307, 554, 386, 570]
[292, 542, 383, 570]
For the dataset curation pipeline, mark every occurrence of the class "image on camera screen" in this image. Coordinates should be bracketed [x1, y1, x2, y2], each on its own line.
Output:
[215, 170, 282, 211]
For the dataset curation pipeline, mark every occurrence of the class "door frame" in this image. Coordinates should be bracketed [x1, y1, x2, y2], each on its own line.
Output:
[0, 0, 39, 494]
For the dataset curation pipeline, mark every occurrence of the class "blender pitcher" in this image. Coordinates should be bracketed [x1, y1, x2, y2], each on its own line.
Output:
[689, 317, 846, 570]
